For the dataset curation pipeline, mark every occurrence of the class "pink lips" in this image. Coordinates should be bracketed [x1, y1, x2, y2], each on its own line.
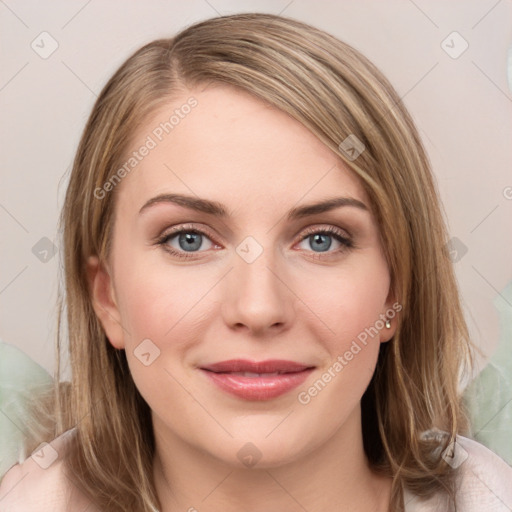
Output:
[200, 359, 315, 400]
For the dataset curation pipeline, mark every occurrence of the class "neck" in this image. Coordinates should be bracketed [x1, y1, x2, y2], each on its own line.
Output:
[152, 407, 392, 512]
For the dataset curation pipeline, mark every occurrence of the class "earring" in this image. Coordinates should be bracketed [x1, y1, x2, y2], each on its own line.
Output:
[385, 318, 391, 329]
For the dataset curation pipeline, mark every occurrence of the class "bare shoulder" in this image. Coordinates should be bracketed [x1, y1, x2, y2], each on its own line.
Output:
[0, 429, 97, 512]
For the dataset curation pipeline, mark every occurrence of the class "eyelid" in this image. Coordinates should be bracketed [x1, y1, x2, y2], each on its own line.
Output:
[297, 224, 352, 242]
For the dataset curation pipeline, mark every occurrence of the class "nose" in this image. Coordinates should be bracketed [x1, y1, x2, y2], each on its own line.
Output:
[221, 246, 295, 336]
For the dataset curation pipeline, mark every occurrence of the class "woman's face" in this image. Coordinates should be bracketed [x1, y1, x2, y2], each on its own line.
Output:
[89, 84, 397, 468]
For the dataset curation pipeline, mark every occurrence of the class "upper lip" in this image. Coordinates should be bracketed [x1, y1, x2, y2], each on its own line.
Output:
[200, 359, 314, 374]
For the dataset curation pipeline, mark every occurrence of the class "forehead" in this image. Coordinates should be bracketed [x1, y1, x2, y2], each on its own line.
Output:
[115, 84, 369, 213]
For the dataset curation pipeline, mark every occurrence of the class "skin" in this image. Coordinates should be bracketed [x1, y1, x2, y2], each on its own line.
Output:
[88, 84, 397, 511]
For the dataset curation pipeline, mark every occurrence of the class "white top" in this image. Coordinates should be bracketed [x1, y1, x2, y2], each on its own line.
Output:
[403, 434, 512, 511]
[1, 429, 511, 511]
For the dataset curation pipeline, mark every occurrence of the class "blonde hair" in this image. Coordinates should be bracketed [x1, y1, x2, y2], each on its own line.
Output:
[39, 12, 473, 511]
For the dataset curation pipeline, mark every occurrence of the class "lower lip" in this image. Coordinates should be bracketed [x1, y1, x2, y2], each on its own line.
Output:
[201, 369, 314, 400]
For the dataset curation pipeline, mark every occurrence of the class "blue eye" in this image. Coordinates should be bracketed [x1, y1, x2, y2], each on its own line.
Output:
[176, 232, 206, 252]
[158, 227, 215, 259]
[307, 233, 333, 252]
[297, 227, 353, 254]
[157, 224, 354, 261]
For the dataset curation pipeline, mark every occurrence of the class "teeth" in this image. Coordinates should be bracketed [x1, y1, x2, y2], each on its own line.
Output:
[230, 371, 280, 377]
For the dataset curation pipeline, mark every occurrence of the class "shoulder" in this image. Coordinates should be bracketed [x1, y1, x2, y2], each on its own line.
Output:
[0, 428, 97, 512]
[454, 435, 512, 510]
[405, 435, 512, 511]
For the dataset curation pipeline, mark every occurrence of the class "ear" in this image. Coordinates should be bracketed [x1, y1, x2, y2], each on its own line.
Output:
[380, 287, 400, 343]
[86, 256, 126, 349]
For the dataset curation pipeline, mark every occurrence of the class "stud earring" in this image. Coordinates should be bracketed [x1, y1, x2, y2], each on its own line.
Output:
[385, 318, 391, 329]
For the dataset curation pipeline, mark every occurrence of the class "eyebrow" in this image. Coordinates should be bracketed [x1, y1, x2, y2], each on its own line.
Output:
[139, 193, 369, 219]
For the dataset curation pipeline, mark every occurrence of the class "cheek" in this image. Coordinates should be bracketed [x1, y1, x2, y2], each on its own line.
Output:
[293, 259, 388, 419]
[112, 261, 213, 411]
[296, 253, 390, 346]
[113, 255, 219, 348]
[116, 258, 198, 343]
[118, 275, 174, 342]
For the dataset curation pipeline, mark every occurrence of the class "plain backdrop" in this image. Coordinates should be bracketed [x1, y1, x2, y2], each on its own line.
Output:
[1, 1, 511, 386]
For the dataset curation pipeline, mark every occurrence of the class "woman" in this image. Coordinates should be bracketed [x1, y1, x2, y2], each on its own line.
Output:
[1, 12, 511, 512]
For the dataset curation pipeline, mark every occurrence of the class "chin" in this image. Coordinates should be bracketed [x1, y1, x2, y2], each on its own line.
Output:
[207, 431, 313, 470]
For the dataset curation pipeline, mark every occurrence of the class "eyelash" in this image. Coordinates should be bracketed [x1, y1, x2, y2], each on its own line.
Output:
[155, 223, 354, 261]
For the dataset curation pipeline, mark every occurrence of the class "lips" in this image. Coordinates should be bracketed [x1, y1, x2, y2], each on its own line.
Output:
[201, 359, 312, 374]
[200, 359, 315, 400]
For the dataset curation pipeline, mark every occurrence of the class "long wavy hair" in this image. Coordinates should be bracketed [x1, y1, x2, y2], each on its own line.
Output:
[31, 12, 472, 511]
